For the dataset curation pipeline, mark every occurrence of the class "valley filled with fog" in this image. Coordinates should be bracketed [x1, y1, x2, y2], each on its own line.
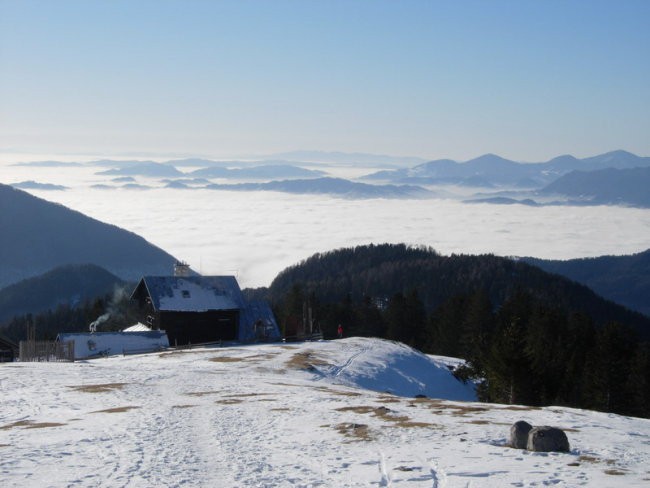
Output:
[4, 162, 650, 288]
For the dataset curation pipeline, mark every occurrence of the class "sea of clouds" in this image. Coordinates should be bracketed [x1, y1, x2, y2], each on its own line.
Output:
[4, 163, 650, 288]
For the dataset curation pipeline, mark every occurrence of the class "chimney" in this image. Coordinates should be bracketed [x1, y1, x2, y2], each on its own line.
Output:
[174, 261, 191, 277]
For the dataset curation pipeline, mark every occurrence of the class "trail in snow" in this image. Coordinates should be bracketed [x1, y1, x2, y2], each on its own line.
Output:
[1, 338, 649, 487]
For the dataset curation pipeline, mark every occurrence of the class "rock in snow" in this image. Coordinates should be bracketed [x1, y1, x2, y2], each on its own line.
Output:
[509, 420, 533, 449]
[527, 425, 571, 453]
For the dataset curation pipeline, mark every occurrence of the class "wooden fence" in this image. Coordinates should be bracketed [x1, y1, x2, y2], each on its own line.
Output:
[19, 340, 75, 362]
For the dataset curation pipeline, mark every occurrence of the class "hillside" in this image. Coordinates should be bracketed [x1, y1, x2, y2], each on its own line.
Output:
[1, 338, 648, 487]
[0, 264, 124, 325]
[0, 184, 178, 288]
[265, 244, 650, 335]
[540, 167, 650, 207]
[523, 250, 650, 317]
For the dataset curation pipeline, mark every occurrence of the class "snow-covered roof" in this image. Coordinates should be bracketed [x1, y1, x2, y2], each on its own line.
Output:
[123, 323, 152, 332]
[135, 276, 242, 312]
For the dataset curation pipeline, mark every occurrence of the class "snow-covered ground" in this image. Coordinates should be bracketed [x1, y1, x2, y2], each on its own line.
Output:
[1, 337, 648, 487]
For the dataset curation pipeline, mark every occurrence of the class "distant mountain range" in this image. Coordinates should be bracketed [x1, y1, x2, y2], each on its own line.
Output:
[363, 150, 650, 189]
[190, 164, 327, 179]
[539, 167, 650, 207]
[206, 177, 432, 199]
[0, 184, 178, 289]
[8, 150, 650, 205]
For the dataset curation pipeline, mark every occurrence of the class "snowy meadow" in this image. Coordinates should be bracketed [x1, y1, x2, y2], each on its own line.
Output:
[1, 338, 649, 487]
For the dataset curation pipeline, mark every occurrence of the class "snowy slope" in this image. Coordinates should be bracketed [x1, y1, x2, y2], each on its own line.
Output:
[1, 337, 649, 487]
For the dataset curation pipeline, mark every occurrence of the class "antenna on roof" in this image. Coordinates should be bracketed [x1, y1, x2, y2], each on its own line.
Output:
[174, 261, 191, 277]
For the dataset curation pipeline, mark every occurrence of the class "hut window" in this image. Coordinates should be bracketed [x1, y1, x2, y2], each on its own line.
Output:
[182, 290, 191, 298]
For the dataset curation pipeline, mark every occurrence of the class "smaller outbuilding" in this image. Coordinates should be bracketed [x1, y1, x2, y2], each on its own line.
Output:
[57, 330, 169, 360]
[0, 335, 18, 362]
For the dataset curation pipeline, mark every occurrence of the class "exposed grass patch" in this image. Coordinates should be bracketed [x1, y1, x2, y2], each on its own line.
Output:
[392, 420, 437, 429]
[223, 393, 273, 398]
[285, 350, 330, 371]
[209, 356, 246, 363]
[464, 419, 490, 425]
[335, 405, 438, 429]
[316, 387, 362, 397]
[215, 398, 243, 405]
[604, 469, 627, 476]
[270, 408, 291, 412]
[376, 395, 402, 404]
[0, 444, 10, 447]
[91, 406, 140, 414]
[1, 420, 67, 430]
[172, 404, 197, 409]
[499, 405, 542, 411]
[186, 390, 220, 397]
[578, 455, 600, 464]
[334, 422, 372, 442]
[449, 405, 490, 416]
[68, 383, 128, 393]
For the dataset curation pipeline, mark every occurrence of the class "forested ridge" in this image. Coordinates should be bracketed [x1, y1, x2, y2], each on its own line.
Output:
[255, 244, 650, 417]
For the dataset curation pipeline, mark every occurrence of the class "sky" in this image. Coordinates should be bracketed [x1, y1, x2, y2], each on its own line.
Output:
[1, 0, 649, 162]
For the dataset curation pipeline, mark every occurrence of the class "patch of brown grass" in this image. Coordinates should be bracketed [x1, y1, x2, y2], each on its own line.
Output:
[92, 406, 140, 414]
[604, 469, 627, 476]
[215, 398, 243, 405]
[335, 405, 438, 429]
[209, 356, 246, 363]
[578, 455, 599, 464]
[285, 350, 330, 371]
[312, 385, 362, 397]
[464, 419, 490, 425]
[500, 405, 542, 411]
[376, 396, 402, 404]
[222, 393, 272, 398]
[270, 408, 291, 412]
[334, 422, 372, 441]
[392, 420, 437, 429]
[1, 420, 67, 430]
[186, 390, 220, 397]
[0, 444, 10, 447]
[68, 383, 128, 393]
[172, 404, 197, 409]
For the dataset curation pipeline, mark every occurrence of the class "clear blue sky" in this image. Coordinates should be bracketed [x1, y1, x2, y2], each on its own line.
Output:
[1, 0, 649, 162]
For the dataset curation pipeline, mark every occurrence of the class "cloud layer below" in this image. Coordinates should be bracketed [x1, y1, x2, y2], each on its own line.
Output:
[5, 165, 650, 288]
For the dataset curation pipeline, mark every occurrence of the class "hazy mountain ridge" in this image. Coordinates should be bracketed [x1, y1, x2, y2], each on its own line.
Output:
[8, 150, 649, 204]
[539, 166, 650, 207]
[0, 184, 178, 288]
[0, 264, 124, 325]
[206, 177, 432, 199]
[363, 150, 650, 190]
[523, 250, 650, 316]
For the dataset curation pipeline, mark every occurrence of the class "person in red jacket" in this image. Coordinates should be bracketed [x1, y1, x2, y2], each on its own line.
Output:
[337, 324, 343, 339]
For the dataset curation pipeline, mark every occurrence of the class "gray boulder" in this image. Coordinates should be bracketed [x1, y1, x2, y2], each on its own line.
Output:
[509, 420, 533, 449]
[526, 426, 570, 452]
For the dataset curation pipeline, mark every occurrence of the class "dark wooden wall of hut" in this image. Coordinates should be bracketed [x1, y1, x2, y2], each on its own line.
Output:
[159, 310, 239, 346]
